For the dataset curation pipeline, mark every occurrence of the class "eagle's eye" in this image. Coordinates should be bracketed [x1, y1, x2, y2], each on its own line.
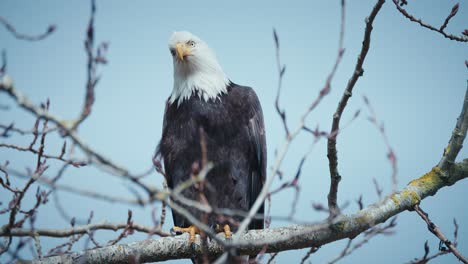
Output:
[187, 40, 196, 47]
[170, 49, 176, 56]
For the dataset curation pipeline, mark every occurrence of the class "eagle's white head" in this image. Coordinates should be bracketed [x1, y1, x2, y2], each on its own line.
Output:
[168, 31, 229, 106]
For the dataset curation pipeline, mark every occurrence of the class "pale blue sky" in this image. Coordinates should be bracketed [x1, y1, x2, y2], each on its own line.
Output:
[1, 0, 467, 263]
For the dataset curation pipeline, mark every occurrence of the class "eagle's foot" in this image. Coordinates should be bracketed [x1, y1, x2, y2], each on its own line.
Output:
[215, 224, 232, 240]
[170, 225, 200, 244]
[223, 224, 232, 240]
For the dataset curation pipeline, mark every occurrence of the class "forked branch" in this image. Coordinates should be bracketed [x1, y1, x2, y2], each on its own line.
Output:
[327, 0, 385, 217]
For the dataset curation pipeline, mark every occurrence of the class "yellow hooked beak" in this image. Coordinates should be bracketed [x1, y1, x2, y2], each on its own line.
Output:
[175, 42, 191, 61]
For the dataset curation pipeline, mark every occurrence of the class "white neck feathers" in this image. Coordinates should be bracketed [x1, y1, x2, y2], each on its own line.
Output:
[170, 59, 229, 106]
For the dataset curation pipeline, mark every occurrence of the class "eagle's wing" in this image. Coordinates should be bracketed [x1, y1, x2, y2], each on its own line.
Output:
[155, 100, 173, 187]
[245, 87, 266, 230]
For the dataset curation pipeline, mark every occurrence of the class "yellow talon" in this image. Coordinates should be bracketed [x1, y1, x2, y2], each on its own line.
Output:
[223, 224, 232, 239]
[215, 224, 232, 239]
[172, 225, 200, 243]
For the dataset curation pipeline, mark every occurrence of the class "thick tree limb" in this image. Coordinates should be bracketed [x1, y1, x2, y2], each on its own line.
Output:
[33, 160, 468, 263]
[438, 87, 468, 171]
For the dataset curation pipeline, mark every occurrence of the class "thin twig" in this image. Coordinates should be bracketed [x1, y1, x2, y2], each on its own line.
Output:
[5, 166, 145, 205]
[273, 28, 289, 137]
[0, 17, 55, 41]
[409, 219, 461, 263]
[0, 115, 51, 256]
[0, 143, 86, 167]
[300, 246, 319, 264]
[414, 205, 468, 263]
[392, 0, 468, 42]
[72, 0, 109, 130]
[363, 95, 398, 192]
[0, 221, 168, 238]
[327, 218, 397, 264]
[440, 3, 459, 32]
[0, 123, 58, 137]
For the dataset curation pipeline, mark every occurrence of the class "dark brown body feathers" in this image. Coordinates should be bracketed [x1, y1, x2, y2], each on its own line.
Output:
[158, 82, 266, 231]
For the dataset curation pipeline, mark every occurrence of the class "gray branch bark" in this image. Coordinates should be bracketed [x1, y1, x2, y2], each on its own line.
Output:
[34, 160, 468, 263]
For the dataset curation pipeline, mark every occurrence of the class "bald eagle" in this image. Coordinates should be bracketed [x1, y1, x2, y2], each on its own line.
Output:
[157, 31, 266, 242]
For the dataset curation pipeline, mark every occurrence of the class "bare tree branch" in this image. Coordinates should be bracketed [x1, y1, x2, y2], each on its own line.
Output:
[32, 160, 468, 263]
[363, 95, 398, 192]
[72, 0, 109, 130]
[2, 1, 467, 262]
[0, 123, 58, 137]
[234, 0, 349, 239]
[300, 246, 319, 264]
[392, 0, 468, 42]
[4, 166, 147, 205]
[438, 86, 468, 171]
[0, 142, 86, 167]
[440, 3, 459, 32]
[327, 0, 385, 217]
[273, 28, 289, 137]
[0, 17, 56, 41]
[0, 75, 159, 195]
[413, 205, 468, 264]
[327, 218, 396, 264]
[0, 221, 168, 238]
[408, 219, 460, 263]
